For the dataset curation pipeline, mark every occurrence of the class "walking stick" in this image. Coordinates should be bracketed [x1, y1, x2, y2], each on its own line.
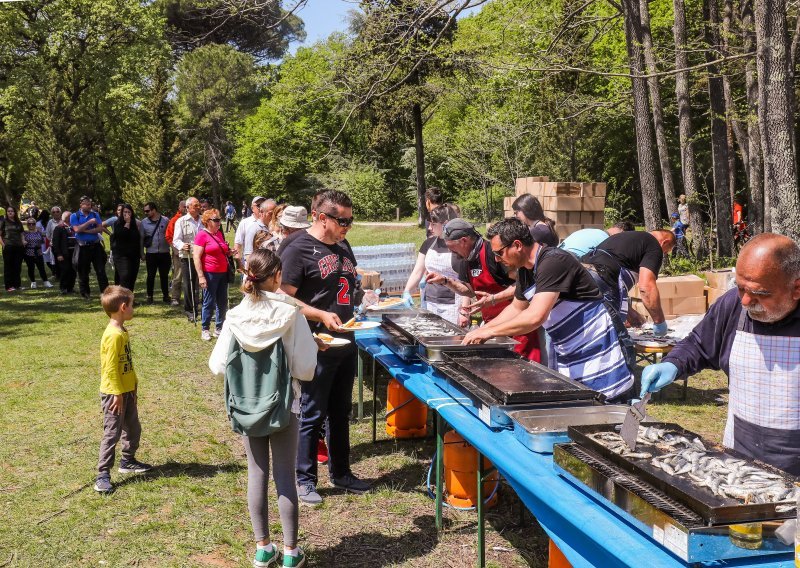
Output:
[187, 248, 197, 327]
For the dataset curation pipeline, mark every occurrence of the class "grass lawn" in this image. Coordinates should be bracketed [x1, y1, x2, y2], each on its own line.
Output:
[0, 235, 729, 568]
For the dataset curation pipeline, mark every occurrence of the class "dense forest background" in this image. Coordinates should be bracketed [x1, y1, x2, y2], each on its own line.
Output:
[2, 0, 800, 255]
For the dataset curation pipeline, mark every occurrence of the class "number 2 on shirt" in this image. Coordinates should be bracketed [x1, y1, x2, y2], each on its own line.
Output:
[337, 277, 350, 305]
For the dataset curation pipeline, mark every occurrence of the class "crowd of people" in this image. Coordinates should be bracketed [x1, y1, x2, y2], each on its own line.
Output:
[3, 186, 798, 568]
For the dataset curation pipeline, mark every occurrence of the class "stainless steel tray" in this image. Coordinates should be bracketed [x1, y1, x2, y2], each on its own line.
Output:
[507, 405, 643, 453]
[416, 335, 518, 361]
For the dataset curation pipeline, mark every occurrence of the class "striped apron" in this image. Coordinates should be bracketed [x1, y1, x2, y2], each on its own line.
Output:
[521, 270, 634, 400]
[723, 308, 800, 474]
[424, 241, 462, 325]
[586, 247, 638, 319]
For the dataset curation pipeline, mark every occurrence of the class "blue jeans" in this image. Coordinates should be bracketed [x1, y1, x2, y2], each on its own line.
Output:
[296, 348, 357, 486]
[201, 271, 228, 331]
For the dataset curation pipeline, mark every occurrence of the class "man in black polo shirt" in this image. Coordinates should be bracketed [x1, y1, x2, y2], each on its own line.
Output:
[280, 189, 370, 506]
[581, 230, 675, 336]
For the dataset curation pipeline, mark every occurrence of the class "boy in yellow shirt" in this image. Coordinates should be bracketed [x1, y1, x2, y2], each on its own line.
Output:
[94, 286, 152, 494]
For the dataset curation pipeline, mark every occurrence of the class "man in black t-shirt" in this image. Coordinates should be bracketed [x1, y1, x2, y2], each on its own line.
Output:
[279, 189, 370, 506]
[462, 219, 635, 400]
[581, 230, 676, 335]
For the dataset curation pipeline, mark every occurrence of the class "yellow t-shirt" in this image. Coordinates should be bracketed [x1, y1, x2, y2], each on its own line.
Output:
[99, 323, 137, 395]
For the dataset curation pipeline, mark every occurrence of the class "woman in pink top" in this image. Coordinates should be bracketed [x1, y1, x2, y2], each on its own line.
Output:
[193, 209, 232, 341]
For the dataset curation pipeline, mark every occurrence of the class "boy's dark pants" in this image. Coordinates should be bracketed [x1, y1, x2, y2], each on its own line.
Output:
[98, 391, 141, 474]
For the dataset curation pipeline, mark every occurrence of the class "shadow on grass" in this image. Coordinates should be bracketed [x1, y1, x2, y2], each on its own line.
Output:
[649, 384, 728, 407]
[311, 514, 439, 567]
[112, 461, 244, 489]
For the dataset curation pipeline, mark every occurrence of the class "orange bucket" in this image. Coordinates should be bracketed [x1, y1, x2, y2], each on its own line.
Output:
[442, 430, 499, 508]
[548, 540, 572, 568]
[385, 379, 427, 438]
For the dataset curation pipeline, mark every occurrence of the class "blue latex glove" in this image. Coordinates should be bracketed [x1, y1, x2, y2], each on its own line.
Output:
[640, 362, 679, 398]
[652, 321, 669, 337]
[402, 291, 414, 307]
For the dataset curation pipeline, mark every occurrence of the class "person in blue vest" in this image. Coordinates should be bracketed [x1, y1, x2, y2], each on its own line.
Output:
[642, 234, 800, 475]
[462, 218, 634, 402]
[70, 195, 109, 299]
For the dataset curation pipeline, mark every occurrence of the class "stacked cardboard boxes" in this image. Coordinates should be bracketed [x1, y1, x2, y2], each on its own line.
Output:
[504, 177, 607, 239]
[357, 267, 381, 290]
[705, 268, 735, 308]
[629, 275, 706, 320]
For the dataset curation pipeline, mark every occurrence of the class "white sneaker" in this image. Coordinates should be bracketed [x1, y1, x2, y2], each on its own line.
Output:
[201, 330, 212, 341]
[213, 327, 222, 338]
[44, 281, 53, 288]
[30, 282, 37, 289]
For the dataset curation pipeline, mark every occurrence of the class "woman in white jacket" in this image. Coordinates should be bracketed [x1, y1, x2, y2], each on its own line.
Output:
[209, 248, 321, 568]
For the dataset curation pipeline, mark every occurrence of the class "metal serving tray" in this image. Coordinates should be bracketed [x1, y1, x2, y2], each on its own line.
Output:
[380, 326, 418, 361]
[568, 423, 798, 525]
[507, 405, 642, 453]
[416, 335, 518, 362]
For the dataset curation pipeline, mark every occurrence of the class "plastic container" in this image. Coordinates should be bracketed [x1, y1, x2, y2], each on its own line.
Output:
[443, 430, 499, 509]
[385, 379, 427, 438]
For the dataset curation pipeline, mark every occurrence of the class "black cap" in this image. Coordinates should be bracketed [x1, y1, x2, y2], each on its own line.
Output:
[442, 218, 479, 241]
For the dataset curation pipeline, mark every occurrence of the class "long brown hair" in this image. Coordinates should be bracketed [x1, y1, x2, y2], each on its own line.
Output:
[241, 248, 282, 300]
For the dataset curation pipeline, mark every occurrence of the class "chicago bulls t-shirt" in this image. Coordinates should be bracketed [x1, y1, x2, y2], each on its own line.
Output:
[279, 231, 358, 338]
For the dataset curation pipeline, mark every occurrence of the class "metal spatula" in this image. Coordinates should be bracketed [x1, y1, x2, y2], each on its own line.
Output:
[620, 392, 651, 450]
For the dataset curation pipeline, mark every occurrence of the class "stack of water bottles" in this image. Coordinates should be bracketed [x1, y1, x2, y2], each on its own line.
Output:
[353, 243, 417, 295]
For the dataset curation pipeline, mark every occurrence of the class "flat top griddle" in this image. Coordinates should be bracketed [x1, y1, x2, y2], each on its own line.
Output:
[436, 349, 600, 406]
[568, 423, 798, 524]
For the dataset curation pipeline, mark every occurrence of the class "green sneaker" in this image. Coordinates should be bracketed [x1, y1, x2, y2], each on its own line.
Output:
[253, 544, 278, 567]
[282, 548, 306, 568]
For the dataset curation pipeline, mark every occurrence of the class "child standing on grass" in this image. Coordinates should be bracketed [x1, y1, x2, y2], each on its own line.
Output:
[94, 285, 152, 494]
[209, 249, 321, 568]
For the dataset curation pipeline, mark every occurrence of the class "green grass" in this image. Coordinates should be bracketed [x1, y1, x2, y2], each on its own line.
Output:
[0, 239, 730, 567]
[347, 224, 427, 248]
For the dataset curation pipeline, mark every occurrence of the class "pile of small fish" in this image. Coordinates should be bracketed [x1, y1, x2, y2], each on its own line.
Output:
[589, 426, 799, 511]
[392, 316, 461, 337]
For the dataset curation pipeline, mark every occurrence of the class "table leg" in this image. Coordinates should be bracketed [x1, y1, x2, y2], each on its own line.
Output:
[435, 411, 444, 532]
[477, 451, 485, 568]
[371, 357, 377, 443]
[357, 351, 364, 420]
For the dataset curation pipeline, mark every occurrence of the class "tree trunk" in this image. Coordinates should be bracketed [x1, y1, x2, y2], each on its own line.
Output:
[621, 0, 661, 230]
[638, 0, 677, 216]
[722, 0, 750, 190]
[705, 0, 734, 257]
[741, 0, 764, 234]
[754, 0, 800, 238]
[412, 102, 426, 228]
[672, 0, 707, 255]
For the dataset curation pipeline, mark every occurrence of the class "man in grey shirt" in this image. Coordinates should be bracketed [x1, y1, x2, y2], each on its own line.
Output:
[141, 202, 171, 304]
[242, 199, 276, 266]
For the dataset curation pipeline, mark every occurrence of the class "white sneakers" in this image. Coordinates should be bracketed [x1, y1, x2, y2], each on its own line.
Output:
[201, 330, 212, 341]
[30, 282, 37, 289]
[44, 281, 53, 288]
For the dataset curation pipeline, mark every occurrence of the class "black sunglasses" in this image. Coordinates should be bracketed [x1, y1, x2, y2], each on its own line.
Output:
[491, 243, 511, 258]
[209, 217, 222, 222]
[322, 211, 354, 227]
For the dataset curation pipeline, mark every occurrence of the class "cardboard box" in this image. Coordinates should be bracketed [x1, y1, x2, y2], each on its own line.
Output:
[705, 269, 735, 290]
[581, 182, 607, 197]
[514, 177, 549, 196]
[504, 209, 514, 219]
[541, 196, 583, 210]
[630, 299, 679, 321]
[581, 197, 605, 211]
[554, 224, 585, 239]
[503, 196, 515, 211]
[580, 210, 604, 225]
[629, 274, 706, 300]
[664, 296, 706, 315]
[544, 210, 581, 225]
[706, 287, 728, 307]
[357, 268, 381, 290]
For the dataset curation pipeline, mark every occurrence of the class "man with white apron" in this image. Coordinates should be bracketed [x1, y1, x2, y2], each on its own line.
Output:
[642, 233, 800, 474]
[461, 218, 634, 402]
[428, 218, 541, 362]
[581, 230, 675, 335]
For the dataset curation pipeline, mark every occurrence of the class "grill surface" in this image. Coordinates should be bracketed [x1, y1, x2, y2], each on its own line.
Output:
[568, 423, 797, 524]
[438, 349, 600, 405]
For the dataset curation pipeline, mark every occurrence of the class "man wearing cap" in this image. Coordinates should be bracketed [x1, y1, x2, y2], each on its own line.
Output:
[172, 197, 202, 321]
[460, 218, 635, 401]
[581, 229, 676, 335]
[234, 196, 266, 262]
[642, 234, 800, 474]
[70, 196, 109, 299]
[428, 218, 541, 361]
[165, 200, 186, 306]
[242, 199, 277, 265]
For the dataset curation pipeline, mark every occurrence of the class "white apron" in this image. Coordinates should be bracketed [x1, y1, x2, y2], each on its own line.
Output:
[424, 241, 461, 325]
[724, 307, 800, 474]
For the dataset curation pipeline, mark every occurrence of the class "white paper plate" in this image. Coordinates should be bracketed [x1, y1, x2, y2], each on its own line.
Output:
[366, 299, 405, 310]
[341, 320, 382, 331]
[324, 337, 352, 347]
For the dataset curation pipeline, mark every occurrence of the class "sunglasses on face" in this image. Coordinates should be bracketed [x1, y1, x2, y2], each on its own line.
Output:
[209, 218, 221, 222]
[322, 211, 354, 227]
[491, 243, 511, 258]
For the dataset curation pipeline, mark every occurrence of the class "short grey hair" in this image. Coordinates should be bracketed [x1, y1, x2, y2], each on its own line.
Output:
[744, 233, 800, 280]
[260, 199, 276, 213]
[61, 211, 71, 221]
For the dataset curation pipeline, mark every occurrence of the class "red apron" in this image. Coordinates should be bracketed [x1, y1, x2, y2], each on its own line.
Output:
[469, 243, 541, 362]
